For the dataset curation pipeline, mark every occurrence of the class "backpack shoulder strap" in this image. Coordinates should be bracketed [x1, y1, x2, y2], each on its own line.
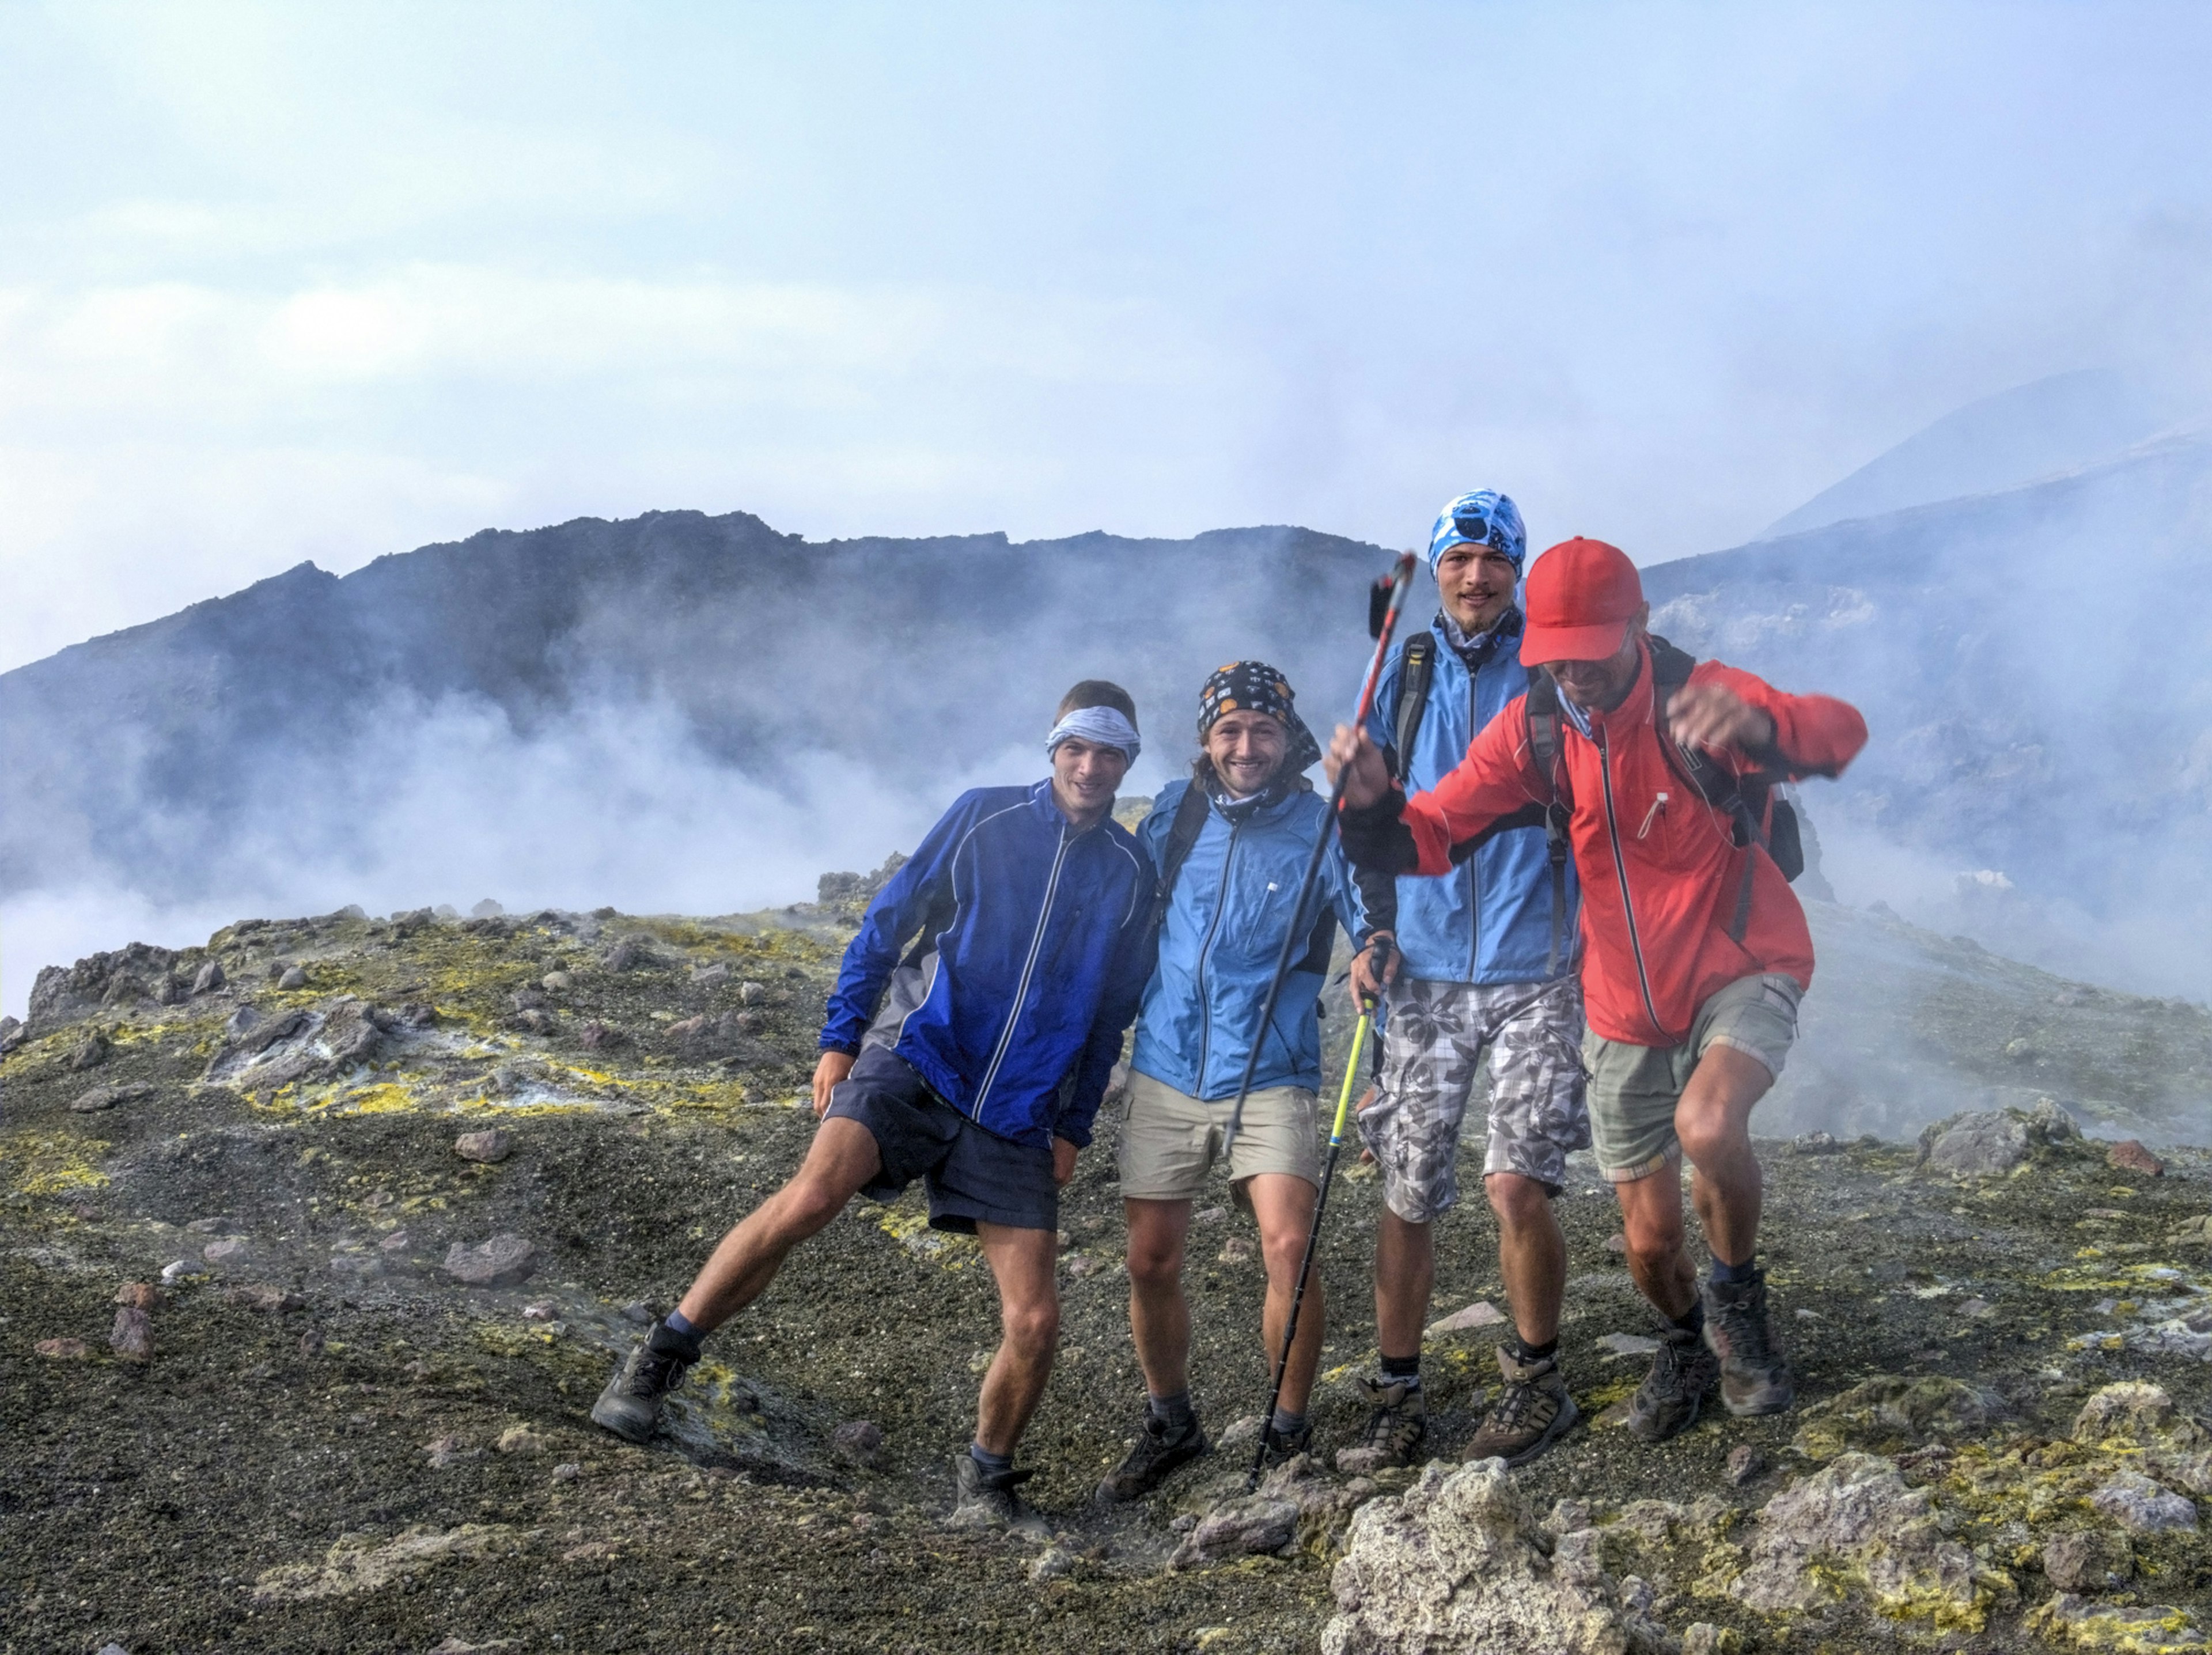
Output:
[1520, 672, 1577, 976]
[1645, 635, 1779, 940]
[1145, 781, 1214, 936]
[1390, 632, 1437, 782]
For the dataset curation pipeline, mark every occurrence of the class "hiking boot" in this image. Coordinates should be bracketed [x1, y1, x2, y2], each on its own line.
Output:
[1257, 1419, 1314, 1472]
[589, 1322, 700, 1443]
[948, 1453, 1049, 1538]
[1625, 1323, 1720, 1443]
[1097, 1410, 1211, 1503]
[1464, 1346, 1580, 1468]
[1703, 1269, 1796, 1417]
[1334, 1377, 1428, 1474]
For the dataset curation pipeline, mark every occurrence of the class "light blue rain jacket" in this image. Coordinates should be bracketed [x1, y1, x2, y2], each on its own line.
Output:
[1129, 778, 1366, 1101]
[1363, 616, 1580, 985]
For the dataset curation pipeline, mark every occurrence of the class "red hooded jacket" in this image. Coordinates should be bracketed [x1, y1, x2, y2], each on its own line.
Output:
[1395, 643, 1867, 1047]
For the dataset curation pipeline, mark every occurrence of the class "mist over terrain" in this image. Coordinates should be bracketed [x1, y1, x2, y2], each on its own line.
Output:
[4, 373, 2209, 1040]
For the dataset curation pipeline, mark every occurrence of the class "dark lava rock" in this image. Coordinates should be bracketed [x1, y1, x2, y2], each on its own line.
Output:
[1728, 1444, 1767, 1486]
[0, 1014, 21, 1052]
[601, 937, 651, 973]
[71, 1082, 153, 1113]
[277, 964, 309, 990]
[579, 1021, 626, 1051]
[110, 1305, 154, 1362]
[2043, 1528, 2134, 1591]
[442, 1233, 536, 1287]
[454, 1128, 515, 1164]
[833, 1420, 885, 1464]
[114, 1282, 160, 1311]
[191, 959, 226, 994]
[67, 1033, 111, 1071]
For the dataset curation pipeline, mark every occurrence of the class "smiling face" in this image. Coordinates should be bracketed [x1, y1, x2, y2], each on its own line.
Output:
[1540, 617, 1647, 714]
[1435, 543, 1521, 634]
[1203, 709, 1289, 798]
[1050, 735, 1129, 827]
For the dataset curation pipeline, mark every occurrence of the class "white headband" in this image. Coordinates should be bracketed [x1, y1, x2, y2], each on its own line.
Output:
[1047, 705, 1141, 763]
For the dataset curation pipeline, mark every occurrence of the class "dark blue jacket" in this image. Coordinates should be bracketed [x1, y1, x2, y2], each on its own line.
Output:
[820, 781, 1153, 1149]
[1362, 613, 1581, 984]
[1130, 780, 1366, 1100]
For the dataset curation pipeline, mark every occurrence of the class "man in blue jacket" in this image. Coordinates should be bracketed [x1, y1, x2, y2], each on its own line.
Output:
[590, 681, 1155, 1535]
[1098, 661, 1373, 1501]
[1336, 491, 1592, 1474]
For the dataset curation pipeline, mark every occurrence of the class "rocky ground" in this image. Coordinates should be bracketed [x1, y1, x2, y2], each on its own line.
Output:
[3, 879, 2210, 1654]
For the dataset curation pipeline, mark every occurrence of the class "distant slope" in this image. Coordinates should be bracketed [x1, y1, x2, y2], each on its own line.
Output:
[1764, 368, 2182, 537]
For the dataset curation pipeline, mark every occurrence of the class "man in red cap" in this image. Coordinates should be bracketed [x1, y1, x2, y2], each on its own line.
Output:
[1328, 537, 1866, 1441]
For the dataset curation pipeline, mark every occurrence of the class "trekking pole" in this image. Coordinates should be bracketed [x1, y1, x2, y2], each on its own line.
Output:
[1246, 997, 1376, 1490]
[1219, 550, 1416, 1161]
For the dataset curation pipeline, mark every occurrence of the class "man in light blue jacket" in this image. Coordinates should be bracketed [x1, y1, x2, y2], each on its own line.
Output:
[1336, 490, 1591, 1474]
[1099, 661, 1377, 1501]
[592, 680, 1154, 1536]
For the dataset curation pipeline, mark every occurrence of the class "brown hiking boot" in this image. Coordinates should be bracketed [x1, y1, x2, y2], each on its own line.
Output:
[1334, 1376, 1428, 1474]
[1703, 1268, 1796, 1417]
[1626, 1322, 1720, 1442]
[1464, 1346, 1580, 1467]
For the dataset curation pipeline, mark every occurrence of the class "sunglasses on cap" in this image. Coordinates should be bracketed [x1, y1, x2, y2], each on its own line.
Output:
[1450, 505, 1514, 554]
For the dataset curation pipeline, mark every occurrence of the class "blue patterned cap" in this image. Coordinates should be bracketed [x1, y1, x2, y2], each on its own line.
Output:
[1427, 490, 1527, 573]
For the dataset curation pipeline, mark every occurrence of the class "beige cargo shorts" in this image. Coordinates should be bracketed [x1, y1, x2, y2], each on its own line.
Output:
[1116, 1069, 1323, 1203]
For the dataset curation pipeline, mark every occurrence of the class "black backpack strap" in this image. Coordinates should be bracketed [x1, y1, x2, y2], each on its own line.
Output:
[1145, 781, 1215, 937]
[1647, 634, 1786, 939]
[1389, 633, 1437, 783]
[1521, 673, 1575, 976]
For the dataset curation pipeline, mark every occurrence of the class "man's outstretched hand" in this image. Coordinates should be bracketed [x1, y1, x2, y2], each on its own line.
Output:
[1667, 681, 1775, 759]
[1327, 723, 1391, 808]
[812, 1049, 856, 1118]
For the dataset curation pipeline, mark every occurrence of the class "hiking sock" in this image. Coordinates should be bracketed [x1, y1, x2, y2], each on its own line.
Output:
[1380, 1352, 1422, 1389]
[1671, 1300, 1708, 1339]
[1148, 1389, 1196, 1432]
[1270, 1406, 1308, 1441]
[662, 1309, 700, 1339]
[1509, 1334, 1559, 1366]
[1709, 1255, 1758, 1288]
[969, 1444, 1014, 1477]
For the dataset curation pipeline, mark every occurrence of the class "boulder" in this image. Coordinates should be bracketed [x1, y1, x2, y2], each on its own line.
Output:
[2107, 1139, 2165, 1176]
[191, 959, 227, 994]
[67, 1033, 111, 1072]
[1730, 1453, 1986, 1625]
[110, 1305, 154, 1362]
[2027, 1593, 2207, 1651]
[1916, 1099, 2078, 1176]
[454, 1129, 514, 1164]
[1320, 1459, 1671, 1654]
[2089, 1471, 2197, 1534]
[442, 1234, 536, 1287]
[1790, 1373, 2005, 1460]
[71, 1082, 153, 1113]
[2041, 1528, 2133, 1592]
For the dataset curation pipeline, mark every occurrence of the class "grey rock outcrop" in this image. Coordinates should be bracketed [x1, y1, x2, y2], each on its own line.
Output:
[1321, 1459, 1672, 1654]
[2041, 1528, 2133, 1592]
[442, 1234, 536, 1287]
[1729, 1452, 1986, 1622]
[1915, 1099, 2079, 1176]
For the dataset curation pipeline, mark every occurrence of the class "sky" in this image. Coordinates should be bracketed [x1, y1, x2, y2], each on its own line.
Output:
[4, 1, 2212, 675]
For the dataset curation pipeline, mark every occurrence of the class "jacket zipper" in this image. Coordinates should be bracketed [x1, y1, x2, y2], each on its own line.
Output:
[1593, 724, 1671, 1043]
[1192, 817, 1241, 1093]
[1465, 661, 1482, 980]
[972, 822, 1070, 1118]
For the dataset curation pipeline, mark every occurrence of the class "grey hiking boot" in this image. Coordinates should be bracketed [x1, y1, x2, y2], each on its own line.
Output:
[589, 1321, 700, 1443]
[1097, 1409, 1211, 1503]
[948, 1453, 1049, 1538]
[1464, 1346, 1580, 1467]
[1335, 1377, 1428, 1474]
[1703, 1269, 1796, 1416]
[1257, 1419, 1313, 1472]
[1626, 1323, 1720, 1443]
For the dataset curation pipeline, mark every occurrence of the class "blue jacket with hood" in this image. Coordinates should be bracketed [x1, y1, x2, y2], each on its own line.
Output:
[820, 781, 1154, 1150]
[1361, 611, 1581, 985]
[1129, 777, 1367, 1101]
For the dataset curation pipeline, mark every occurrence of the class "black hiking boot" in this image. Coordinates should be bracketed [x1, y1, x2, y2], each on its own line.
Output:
[948, 1453, 1049, 1537]
[1334, 1377, 1429, 1474]
[1097, 1409, 1212, 1503]
[1703, 1269, 1796, 1417]
[1464, 1346, 1580, 1467]
[1256, 1419, 1314, 1472]
[589, 1321, 701, 1443]
[1626, 1322, 1719, 1443]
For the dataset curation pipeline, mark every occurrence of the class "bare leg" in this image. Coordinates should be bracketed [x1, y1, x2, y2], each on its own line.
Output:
[675, 1117, 881, 1332]
[1246, 1173, 1325, 1416]
[972, 1221, 1062, 1457]
[1675, 1045, 1773, 1267]
[1485, 1172, 1566, 1346]
[1373, 1207, 1434, 1361]
[1124, 1198, 1194, 1399]
[1614, 1158, 1696, 1320]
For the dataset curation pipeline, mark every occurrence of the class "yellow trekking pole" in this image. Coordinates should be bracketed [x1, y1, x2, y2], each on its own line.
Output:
[1247, 996, 1377, 1490]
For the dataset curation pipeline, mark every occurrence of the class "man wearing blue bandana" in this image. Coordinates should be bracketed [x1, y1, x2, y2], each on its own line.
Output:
[591, 680, 1155, 1537]
[1098, 661, 1373, 1501]
[1336, 490, 1593, 1474]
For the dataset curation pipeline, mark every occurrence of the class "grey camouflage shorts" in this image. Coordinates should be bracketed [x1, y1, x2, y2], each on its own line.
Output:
[1357, 974, 1592, 1223]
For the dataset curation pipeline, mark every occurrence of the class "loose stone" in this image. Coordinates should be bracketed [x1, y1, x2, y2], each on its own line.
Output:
[443, 1233, 536, 1287]
[111, 1305, 154, 1362]
[454, 1128, 514, 1164]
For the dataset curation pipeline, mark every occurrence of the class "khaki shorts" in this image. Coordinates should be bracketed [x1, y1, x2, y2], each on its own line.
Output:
[1117, 1069, 1323, 1203]
[1584, 972, 1802, 1183]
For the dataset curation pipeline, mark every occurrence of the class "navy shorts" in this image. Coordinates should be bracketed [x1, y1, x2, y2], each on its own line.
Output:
[825, 1044, 1059, 1234]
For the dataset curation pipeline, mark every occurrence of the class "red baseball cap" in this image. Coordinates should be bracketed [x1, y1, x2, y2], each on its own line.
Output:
[1520, 537, 1643, 664]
